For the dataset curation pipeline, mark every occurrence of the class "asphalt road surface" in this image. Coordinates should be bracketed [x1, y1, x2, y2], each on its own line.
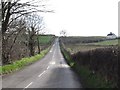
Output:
[2, 38, 82, 89]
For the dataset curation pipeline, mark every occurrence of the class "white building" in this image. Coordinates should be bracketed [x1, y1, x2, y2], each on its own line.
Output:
[107, 32, 117, 39]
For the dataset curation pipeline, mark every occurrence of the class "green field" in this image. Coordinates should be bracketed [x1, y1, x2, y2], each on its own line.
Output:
[66, 45, 103, 54]
[90, 39, 118, 46]
[38, 35, 55, 44]
[61, 37, 118, 54]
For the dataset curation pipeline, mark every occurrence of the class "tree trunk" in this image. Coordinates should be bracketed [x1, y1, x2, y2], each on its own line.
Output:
[2, 2, 11, 35]
[37, 35, 40, 54]
[29, 36, 35, 56]
[29, 42, 34, 56]
[28, 28, 35, 56]
[2, 2, 11, 64]
[2, 38, 10, 64]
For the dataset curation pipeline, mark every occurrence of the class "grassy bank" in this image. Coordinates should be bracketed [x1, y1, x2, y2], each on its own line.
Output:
[0, 47, 50, 75]
[60, 44, 117, 88]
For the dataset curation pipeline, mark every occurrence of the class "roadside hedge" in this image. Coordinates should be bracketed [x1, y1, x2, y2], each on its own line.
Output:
[72, 47, 118, 86]
[60, 41, 118, 88]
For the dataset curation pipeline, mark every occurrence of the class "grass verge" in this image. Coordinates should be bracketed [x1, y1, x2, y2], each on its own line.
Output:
[60, 44, 116, 88]
[0, 48, 49, 75]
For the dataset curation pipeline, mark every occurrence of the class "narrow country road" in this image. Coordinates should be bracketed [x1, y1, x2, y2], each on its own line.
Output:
[2, 38, 82, 89]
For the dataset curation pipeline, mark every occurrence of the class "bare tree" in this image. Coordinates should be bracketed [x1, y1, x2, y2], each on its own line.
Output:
[60, 30, 67, 37]
[2, 0, 53, 64]
[0, 3, 2, 65]
[2, 18, 27, 64]
[2, 0, 53, 35]
[25, 14, 44, 56]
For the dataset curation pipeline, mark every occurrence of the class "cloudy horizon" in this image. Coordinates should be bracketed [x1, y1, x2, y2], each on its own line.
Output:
[39, 0, 119, 36]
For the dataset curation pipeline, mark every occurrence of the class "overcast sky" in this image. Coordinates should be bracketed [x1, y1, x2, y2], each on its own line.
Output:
[24, 0, 119, 36]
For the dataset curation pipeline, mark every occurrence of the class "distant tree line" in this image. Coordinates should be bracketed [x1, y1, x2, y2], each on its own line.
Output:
[61, 37, 106, 45]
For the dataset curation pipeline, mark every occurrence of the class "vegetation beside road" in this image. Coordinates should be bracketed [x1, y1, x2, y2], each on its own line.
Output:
[60, 36, 118, 88]
[0, 47, 50, 75]
[61, 47, 115, 88]
[1, 35, 55, 75]
[2, 0, 55, 65]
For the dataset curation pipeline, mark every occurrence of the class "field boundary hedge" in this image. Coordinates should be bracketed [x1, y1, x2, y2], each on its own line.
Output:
[60, 42, 118, 88]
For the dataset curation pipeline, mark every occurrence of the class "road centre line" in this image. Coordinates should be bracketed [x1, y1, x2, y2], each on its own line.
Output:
[47, 66, 49, 70]
[38, 71, 46, 77]
[52, 48, 56, 58]
[24, 82, 33, 89]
